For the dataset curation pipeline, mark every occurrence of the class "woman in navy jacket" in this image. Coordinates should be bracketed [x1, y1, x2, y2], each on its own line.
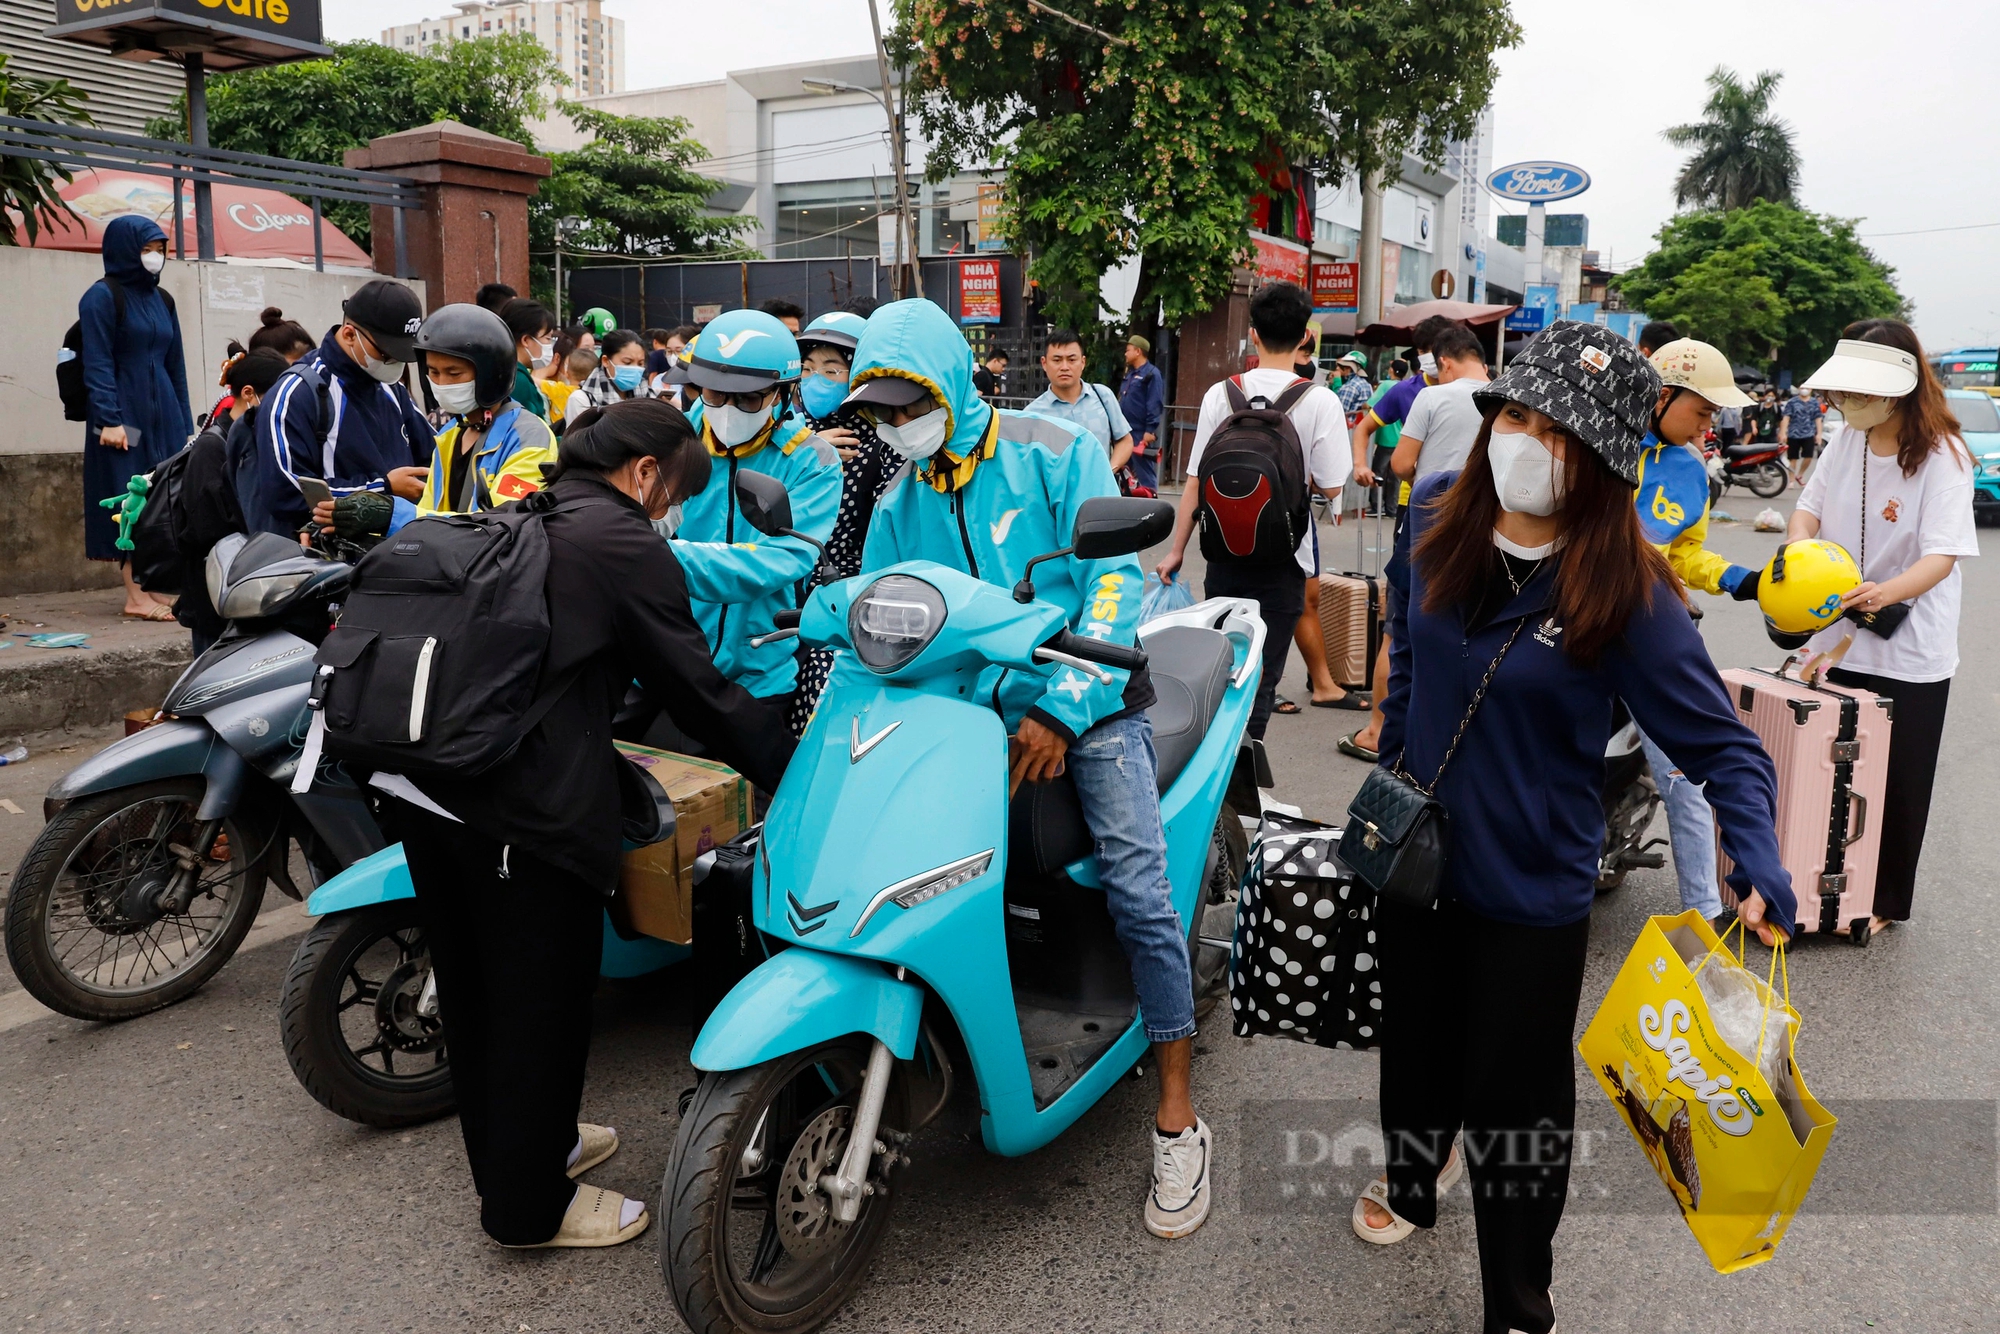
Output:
[79, 215, 192, 617]
[1352, 322, 1796, 1334]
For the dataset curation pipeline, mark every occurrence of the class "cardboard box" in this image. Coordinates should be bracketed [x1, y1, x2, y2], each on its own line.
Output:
[613, 743, 750, 944]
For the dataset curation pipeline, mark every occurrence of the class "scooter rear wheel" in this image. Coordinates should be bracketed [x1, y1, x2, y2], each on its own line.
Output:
[1191, 804, 1248, 1020]
[663, 1038, 908, 1334]
[1747, 461, 1789, 498]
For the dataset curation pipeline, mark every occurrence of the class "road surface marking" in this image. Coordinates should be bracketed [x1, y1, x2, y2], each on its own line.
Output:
[0, 902, 315, 1035]
[0, 800, 23, 815]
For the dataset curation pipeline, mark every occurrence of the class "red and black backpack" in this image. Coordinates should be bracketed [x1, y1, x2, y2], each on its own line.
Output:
[1195, 376, 1313, 566]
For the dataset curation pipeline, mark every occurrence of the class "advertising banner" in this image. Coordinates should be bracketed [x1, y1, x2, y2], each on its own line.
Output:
[1311, 262, 1358, 314]
[1252, 234, 1309, 288]
[958, 258, 1002, 325]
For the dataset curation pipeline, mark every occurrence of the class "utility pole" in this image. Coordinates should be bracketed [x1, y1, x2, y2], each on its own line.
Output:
[1356, 164, 1385, 363]
[866, 0, 923, 300]
[184, 54, 215, 263]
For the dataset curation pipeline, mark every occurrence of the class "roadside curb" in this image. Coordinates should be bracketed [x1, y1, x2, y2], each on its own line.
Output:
[0, 640, 190, 749]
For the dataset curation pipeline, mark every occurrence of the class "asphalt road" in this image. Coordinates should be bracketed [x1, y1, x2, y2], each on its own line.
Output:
[3, 489, 1996, 1333]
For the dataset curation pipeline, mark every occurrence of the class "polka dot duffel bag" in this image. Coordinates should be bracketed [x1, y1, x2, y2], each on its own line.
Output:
[1227, 813, 1384, 1050]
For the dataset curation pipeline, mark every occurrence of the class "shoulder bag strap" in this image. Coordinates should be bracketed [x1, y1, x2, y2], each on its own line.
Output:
[1223, 376, 1249, 414]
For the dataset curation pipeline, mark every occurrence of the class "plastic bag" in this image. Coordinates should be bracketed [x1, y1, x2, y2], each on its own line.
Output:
[1139, 572, 1195, 624]
[1753, 508, 1785, 532]
[1693, 952, 1798, 1091]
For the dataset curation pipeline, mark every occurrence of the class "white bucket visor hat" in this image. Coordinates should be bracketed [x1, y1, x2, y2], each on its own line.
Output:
[1801, 338, 1919, 398]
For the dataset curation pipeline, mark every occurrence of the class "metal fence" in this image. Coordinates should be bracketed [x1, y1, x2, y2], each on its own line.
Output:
[0, 116, 421, 274]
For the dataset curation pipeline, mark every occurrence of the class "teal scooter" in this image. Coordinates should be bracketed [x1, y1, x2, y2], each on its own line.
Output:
[660, 476, 1265, 1334]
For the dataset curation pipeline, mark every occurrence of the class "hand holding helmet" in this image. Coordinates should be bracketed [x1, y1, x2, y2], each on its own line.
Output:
[1755, 538, 1862, 648]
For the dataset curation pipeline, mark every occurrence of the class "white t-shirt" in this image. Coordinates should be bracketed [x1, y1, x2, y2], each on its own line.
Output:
[1797, 426, 1978, 681]
[1189, 368, 1352, 573]
[1401, 377, 1489, 481]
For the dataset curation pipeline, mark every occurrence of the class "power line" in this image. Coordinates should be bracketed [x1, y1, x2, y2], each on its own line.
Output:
[1862, 220, 2000, 239]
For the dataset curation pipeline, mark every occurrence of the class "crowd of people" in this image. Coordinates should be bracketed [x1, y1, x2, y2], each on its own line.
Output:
[68, 227, 1975, 1330]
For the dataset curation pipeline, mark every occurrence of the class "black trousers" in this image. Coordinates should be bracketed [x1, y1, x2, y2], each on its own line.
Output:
[1825, 668, 1951, 921]
[384, 797, 606, 1245]
[1378, 896, 1590, 1334]
[1201, 560, 1305, 741]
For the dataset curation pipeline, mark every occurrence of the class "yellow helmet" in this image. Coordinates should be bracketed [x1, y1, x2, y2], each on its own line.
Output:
[1757, 539, 1860, 647]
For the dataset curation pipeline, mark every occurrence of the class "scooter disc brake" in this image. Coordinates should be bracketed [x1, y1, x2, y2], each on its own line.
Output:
[773, 1104, 853, 1261]
[375, 959, 444, 1054]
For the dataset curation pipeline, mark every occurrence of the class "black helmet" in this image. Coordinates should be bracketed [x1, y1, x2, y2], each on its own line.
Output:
[413, 303, 518, 410]
[1474, 320, 1661, 483]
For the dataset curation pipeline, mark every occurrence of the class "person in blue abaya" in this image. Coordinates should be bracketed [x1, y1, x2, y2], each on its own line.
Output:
[79, 214, 193, 618]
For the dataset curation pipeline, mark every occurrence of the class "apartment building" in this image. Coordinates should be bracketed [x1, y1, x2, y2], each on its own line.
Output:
[380, 1, 623, 97]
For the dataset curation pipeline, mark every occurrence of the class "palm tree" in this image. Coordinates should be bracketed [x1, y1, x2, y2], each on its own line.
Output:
[1663, 67, 1799, 212]
[0, 54, 93, 246]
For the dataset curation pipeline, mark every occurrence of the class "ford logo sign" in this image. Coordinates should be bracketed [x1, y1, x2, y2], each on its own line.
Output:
[1483, 161, 1591, 203]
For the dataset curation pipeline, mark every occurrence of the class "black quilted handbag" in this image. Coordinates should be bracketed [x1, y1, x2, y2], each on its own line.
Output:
[1338, 613, 1529, 912]
[1228, 815, 1385, 1050]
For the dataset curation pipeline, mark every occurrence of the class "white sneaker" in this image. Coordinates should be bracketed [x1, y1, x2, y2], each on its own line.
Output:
[1145, 1118, 1213, 1239]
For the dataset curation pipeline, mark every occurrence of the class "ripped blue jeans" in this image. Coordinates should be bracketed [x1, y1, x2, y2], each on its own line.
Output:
[1639, 728, 1725, 919]
[1065, 711, 1197, 1042]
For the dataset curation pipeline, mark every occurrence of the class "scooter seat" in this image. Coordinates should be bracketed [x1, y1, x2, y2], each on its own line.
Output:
[1008, 626, 1236, 877]
[1723, 441, 1777, 460]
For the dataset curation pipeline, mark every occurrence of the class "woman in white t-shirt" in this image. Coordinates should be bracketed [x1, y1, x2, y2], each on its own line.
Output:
[1789, 321, 1978, 932]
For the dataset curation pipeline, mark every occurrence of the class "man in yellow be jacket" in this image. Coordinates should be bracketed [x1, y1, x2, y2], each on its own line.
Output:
[1633, 336, 1760, 928]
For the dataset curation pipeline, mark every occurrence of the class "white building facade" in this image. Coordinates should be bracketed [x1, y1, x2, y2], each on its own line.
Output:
[381, 1, 623, 98]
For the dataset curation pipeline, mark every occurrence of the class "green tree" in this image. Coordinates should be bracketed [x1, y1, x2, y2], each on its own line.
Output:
[1664, 68, 1799, 212]
[1613, 201, 1904, 374]
[147, 36, 561, 239]
[531, 106, 753, 301]
[905, 0, 1519, 333]
[0, 53, 93, 246]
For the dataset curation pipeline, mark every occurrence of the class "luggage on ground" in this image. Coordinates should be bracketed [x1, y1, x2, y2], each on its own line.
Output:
[1317, 508, 1387, 690]
[1716, 662, 1890, 944]
[1194, 376, 1313, 566]
[1227, 813, 1383, 1050]
[1579, 910, 1836, 1273]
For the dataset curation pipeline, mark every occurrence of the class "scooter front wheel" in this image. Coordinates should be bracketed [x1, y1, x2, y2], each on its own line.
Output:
[663, 1037, 908, 1334]
[1747, 461, 1789, 498]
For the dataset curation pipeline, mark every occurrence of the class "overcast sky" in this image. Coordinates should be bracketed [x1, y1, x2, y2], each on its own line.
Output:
[329, 0, 2000, 350]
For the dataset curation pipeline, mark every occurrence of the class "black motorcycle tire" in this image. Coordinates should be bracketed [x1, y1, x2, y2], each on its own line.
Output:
[664, 1037, 907, 1334]
[1747, 461, 1789, 499]
[3, 778, 265, 1021]
[1191, 803, 1248, 1020]
[1709, 476, 1724, 509]
[280, 900, 454, 1128]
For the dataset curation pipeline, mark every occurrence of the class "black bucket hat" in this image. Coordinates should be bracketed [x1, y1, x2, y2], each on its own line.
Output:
[1474, 320, 1661, 483]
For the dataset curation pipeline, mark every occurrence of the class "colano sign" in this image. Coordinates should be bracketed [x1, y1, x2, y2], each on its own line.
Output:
[1483, 161, 1591, 204]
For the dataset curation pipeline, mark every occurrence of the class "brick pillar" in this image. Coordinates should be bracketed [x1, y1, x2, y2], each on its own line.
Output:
[344, 121, 551, 309]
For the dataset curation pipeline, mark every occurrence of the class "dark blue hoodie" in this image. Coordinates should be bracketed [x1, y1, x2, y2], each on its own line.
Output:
[79, 215, 193, 559]
[1381, 472, 1797, 933]
[247, 326, 434, 536]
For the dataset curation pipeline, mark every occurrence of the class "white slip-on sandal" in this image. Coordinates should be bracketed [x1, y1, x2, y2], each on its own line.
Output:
[505, 1186, 650, 1249]
[568, 1123, 619, 1179]
[1352, 1140, 1464, 1245]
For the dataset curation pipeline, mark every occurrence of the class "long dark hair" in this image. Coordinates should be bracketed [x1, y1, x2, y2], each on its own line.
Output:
[1416, 407, 1677, 666]
[547, 398, 711, 501]
[1841, 318, 1968, 477]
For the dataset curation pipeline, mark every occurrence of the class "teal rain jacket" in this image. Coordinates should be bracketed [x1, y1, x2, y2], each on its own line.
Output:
[675, 401, 842, 698]
[856, 299, 1151, 743]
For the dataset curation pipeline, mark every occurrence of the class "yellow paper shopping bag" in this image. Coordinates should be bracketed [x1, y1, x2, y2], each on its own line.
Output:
[1578, 910, 1836, 1273]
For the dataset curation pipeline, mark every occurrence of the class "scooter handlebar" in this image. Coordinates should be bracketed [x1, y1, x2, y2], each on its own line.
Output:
[1044, 629, 1148, 674]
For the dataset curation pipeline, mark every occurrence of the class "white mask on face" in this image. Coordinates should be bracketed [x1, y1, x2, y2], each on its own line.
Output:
[1418, 352, 1438, 377]
[1487, 427, 1566, 516]
[530, 337, 555, 370]
[874, 408, 949, 462]
[709, 402, 772, 448]
[429, 378, 480, 416]
[359, 346, 406, 383]
[139, 250, 166, 275]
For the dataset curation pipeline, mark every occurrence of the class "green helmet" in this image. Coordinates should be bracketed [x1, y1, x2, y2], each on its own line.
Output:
[580, 307, 617, 339]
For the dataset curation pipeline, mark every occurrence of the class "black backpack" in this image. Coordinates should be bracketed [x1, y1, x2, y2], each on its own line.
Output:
[59, 280, 177, 423]
[127, 439, 200, 594]
[310, 490, 608, 776]
[1194, 376, 1313, 566]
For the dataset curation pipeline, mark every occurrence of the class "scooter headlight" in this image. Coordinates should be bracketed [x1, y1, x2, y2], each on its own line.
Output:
[848, 575, 945, 672]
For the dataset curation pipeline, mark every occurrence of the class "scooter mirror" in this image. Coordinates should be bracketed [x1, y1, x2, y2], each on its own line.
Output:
[1070, 496, 1175, 559]
[734, 470, 794, 537]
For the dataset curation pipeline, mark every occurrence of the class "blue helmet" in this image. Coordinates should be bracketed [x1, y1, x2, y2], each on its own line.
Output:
[686, 309, 801, 394]
[797, 310, 868, 355]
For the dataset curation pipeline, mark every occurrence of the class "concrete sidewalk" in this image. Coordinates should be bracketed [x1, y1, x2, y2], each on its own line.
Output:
[0, 586, 192, 748]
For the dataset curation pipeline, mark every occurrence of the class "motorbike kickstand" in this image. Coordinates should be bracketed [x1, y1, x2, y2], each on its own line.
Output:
[820, 1038, 895, 1224]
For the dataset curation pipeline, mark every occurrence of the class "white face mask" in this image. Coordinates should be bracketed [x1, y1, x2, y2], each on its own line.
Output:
[359, 346, 406, 384]
[429, 378, 480, 416]
[1488, 427, 1566, 516]
[530, 337, 555, 370]
[709, 402, 772, 448]
[875, 408, 950, 462]
[139, 250, 165, 275]
[1418, 352, 1438, 377]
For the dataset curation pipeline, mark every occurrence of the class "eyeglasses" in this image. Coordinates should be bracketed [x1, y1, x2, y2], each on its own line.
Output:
[700, 387, 776, 412]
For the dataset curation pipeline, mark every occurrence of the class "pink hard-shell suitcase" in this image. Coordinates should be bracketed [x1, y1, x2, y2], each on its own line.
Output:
[1716, 665, 1891, 946]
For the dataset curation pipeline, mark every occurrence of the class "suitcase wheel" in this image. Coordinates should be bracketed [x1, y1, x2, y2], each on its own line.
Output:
[1849, 917, 1870, 948]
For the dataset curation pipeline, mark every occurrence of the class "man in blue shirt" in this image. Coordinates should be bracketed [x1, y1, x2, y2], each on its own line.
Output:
[1026, 327, 1134, 473]
[1782, 388, 1825, 484]
[1119, 334, 1166, 494]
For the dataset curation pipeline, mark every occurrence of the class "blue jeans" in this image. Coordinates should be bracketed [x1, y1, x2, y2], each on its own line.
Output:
[1066, 711, 1196, 1042]
[1638, 729, 1724, 918]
